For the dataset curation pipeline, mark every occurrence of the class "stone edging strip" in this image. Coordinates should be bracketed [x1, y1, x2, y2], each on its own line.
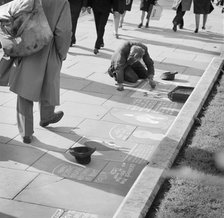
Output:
[113, 57, 224, 218]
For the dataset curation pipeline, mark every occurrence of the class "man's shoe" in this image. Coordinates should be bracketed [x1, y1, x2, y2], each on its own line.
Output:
[40, 111, 64, 127]
[23, 136, 32, 144]
[179, 24, 184, 29]
[93, 48, 99, 55]
[173, 24, 177, 32]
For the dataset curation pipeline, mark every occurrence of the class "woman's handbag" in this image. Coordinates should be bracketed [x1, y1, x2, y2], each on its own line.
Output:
[149, 4, 163, 20]
[0, 0, 53, 57]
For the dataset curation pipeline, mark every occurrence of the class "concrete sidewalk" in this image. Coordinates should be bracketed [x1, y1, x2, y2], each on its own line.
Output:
[0, 0, 223, 217]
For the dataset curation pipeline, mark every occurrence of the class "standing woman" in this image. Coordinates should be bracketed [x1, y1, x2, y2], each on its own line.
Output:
[172, 0, 193, 31]
[138, 0, 157, 28]
[193, 0, 213, 33]
[85, 0, 112, 54]
[119, 0, 133, 28]
[112, 0, 130, 38]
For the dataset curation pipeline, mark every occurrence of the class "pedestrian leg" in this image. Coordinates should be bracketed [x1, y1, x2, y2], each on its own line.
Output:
[202, 14, 208, 29]
[39, 100, 55, 124]
[16, 95, 34, 138]
[194, 14, 200, 33]
[113, 11, 121, 38]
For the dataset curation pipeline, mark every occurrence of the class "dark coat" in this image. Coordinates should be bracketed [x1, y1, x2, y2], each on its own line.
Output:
[8, 0, 72, 105]
[108, 41, 154, 83]
[86, 0, 112, 12]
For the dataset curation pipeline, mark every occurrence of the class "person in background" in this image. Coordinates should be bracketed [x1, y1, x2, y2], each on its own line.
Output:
[138, 0, 157, 28]
[119, 0, 133, 28]
[111, 0, 130, 38]
[85, 0, 112, 54]
[193, 0, 213, 33]
[68, 0, 87, 46]
[108, 41, 156, 91]
[8, 0, 72, 143]
[172, 0, 192, 31]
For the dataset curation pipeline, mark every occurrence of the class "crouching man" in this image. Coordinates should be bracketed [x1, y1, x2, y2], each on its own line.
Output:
[108, 40, 156, 91]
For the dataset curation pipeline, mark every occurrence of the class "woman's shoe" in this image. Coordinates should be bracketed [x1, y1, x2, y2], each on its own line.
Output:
[100, 43, 104, 48]
[93, 48, 99, 54]
[202, 26, 206, 30]
[194, 28, 198, 33]
[138, 23, 143, 28]
[145, 22, 149, 28]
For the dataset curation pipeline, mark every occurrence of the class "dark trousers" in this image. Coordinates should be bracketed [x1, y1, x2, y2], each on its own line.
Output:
[93, 9, 110, 49]
[69, 0, 83, 42]
[17, 96, 55, 137]
[124, 61, 148, 83]
[173, 3, 186, 27]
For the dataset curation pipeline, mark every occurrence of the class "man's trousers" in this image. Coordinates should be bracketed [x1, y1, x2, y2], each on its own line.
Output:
[17, 95, 55, 137]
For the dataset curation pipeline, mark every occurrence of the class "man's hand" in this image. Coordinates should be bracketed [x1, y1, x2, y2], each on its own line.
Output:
[147, 77, 156, 89]
[86, 7, 91, 14]
[81, 7, 86, 13]
[148, 74, 154, 80]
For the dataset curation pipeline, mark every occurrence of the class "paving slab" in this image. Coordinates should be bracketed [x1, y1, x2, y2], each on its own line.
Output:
[0, 143, 45, 170]
[15, 174, 124, 218]
[0, 198, 63, 218]
[10, 129, 80, 152]
[0, 168, 37, 199]
[73, 119, 136, 141]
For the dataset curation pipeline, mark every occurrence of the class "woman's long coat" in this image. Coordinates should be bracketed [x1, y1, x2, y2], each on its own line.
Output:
[9, 0, 72, 105]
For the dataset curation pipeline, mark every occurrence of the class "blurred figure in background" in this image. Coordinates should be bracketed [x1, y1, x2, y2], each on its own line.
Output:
[119, 0, 133, 28]
[85, 0, 112, 54]
[138, 0, 157, 28]
[68, 0, 87, 46]
[111, 0, 130, 38]
[172, 0, 192, 31]
[193, 0, 214, 33]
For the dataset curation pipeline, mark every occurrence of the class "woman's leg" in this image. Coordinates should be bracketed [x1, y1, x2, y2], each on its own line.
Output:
[113, 11, 121, 38]
[194, 14, 200, 33]
[119, 11, 126, 27]
[138, 11, 145, 28]
[202, 14, 208, 29]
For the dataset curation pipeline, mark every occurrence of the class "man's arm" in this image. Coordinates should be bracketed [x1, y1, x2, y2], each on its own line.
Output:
[142, 48, 155, 78]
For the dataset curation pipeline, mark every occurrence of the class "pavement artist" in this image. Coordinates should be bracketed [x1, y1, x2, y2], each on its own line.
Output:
[108, 40, 156, 91]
